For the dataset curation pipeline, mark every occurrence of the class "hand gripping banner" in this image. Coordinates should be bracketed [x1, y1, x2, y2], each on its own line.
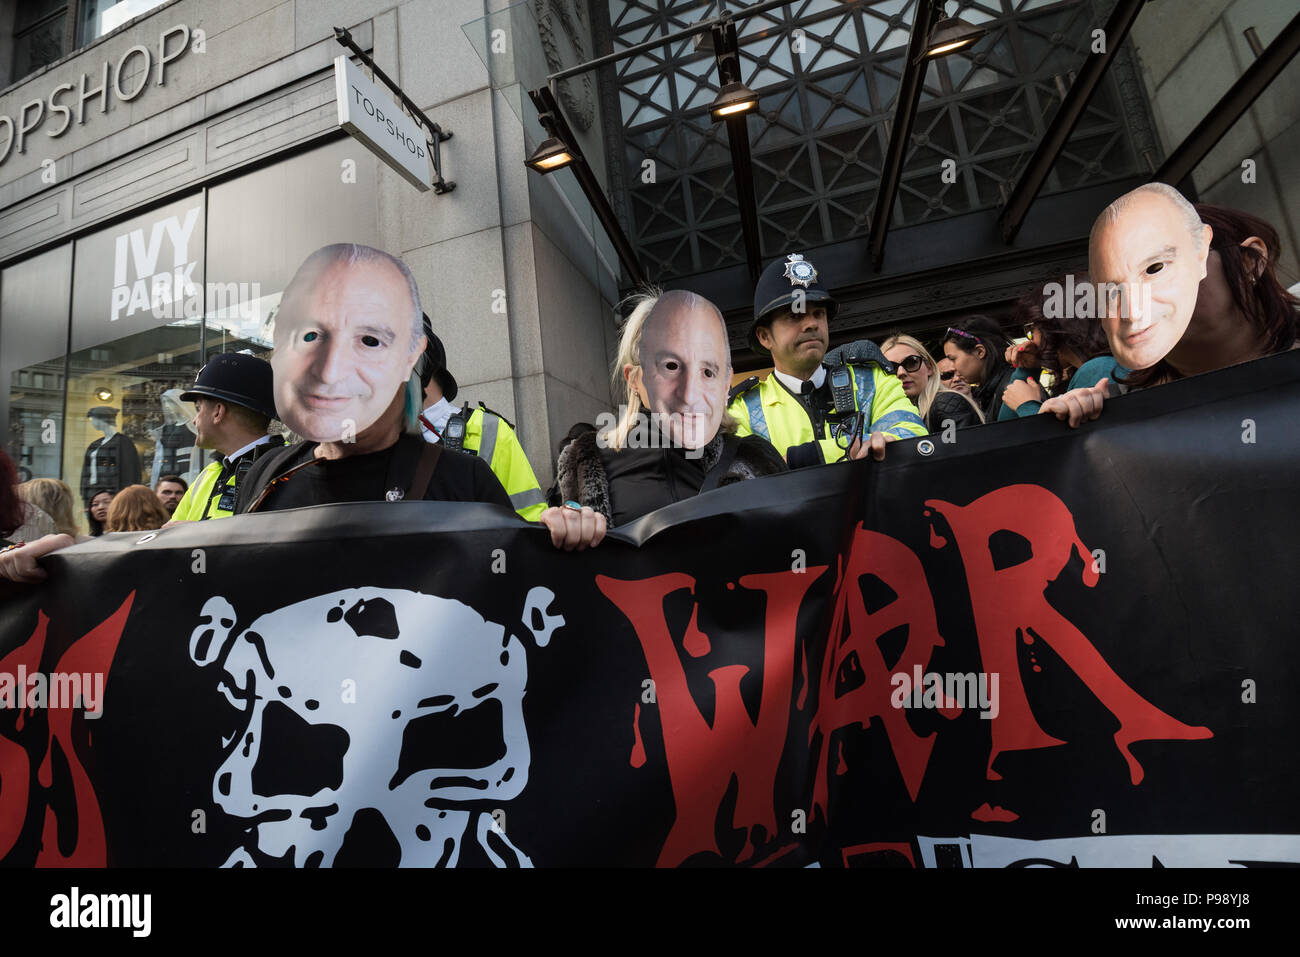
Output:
[2, 351, 1298, 867]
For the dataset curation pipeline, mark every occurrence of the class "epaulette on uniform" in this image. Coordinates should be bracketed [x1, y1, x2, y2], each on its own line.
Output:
[728, 376, 761, 402]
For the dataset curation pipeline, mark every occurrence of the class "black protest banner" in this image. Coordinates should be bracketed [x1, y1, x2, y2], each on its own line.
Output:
[2, 351, 1298, 867]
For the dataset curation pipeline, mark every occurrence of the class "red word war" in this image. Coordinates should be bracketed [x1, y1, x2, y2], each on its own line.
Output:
[599, 485, 1211, 866]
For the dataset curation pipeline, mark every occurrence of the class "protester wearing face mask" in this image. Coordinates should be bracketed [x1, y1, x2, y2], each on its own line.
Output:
[881, 334, 983, 432]
[1039, 187, 1298, 427]
[549, 289, 787, 543]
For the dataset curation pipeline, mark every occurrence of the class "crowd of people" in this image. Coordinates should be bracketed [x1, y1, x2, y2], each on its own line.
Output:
[2, 182, 1297, 579]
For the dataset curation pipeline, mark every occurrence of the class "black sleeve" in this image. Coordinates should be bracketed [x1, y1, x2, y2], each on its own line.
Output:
[785, 440, 825, 470]
[737, 435, 790, 475]
[927, 392, 982, 431]
[234, 444, 299, 514]
[471, 454, 513, 509]
[425, 448, 513, 508]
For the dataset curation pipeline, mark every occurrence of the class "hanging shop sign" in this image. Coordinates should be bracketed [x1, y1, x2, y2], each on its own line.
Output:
[333, 55, 432, 192]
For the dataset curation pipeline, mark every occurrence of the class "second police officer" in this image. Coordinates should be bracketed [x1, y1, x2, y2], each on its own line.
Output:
[728, 253, 927, 466]
[171, 352, 285, 521]
[416, 314, 547, 521]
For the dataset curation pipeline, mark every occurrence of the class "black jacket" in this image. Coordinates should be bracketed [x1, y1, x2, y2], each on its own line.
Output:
[925, 390, 984, 432]
[974, 364, 1015, 424]
[555, 428, 787, 526]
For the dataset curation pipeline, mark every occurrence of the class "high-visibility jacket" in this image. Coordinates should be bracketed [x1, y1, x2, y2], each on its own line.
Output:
[426, 406, 546, 521]
[171, 437, 284, 521]
[728, 358, 926, 465]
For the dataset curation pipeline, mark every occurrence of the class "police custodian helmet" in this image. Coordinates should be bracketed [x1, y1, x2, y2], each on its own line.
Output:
[180, 352, 277, 420]
[748, 252, 839, 356]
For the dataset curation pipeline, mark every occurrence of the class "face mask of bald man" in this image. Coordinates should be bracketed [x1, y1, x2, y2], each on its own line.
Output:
[1089, 184, 1212, 371]
[271, 246, 425, 444]
[628, 291, 731, 453]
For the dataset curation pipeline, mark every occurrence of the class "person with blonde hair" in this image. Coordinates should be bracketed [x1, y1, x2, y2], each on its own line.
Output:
[18, 478, 85, 540]
[881, 334, 983, 433]
[105, 484, 173, 533]
[547, 288, 787, 540]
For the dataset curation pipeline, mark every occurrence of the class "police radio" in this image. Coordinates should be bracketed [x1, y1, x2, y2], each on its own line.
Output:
[442, 410, 467, 452]
[826, 365, 865, 457]
[829, 366, 854, 415]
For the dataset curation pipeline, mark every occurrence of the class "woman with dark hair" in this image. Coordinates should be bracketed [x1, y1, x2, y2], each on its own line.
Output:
[1042, 201, 1300, 426]
[998, 275, 1122, 419]
[85, 488, 114, 537]
[942, 315, 1015, 422]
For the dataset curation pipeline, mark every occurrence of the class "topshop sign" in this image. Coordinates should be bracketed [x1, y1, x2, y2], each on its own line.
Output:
[0, 24, 194, 167]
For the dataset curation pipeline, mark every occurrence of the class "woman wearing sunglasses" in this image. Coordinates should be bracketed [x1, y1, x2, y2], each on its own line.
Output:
[941, 317, 1015, 422]
[882, 335, 984, 433]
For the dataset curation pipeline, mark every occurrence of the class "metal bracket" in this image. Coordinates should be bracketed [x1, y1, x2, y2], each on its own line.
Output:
[333, 26, 455, 194]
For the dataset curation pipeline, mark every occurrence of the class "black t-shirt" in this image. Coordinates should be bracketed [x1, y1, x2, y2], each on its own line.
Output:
[234, 434, 512, 513]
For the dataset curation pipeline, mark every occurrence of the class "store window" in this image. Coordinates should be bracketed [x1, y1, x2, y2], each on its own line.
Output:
[2, 244, 73, 485]
[64, 194, 205, 517]
[204, 137, 380, 367]
[10, 1, 70, 84]
[79, 0, 171, 46]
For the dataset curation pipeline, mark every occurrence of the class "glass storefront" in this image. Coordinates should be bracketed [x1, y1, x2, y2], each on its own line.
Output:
[0, 137, 379, 533]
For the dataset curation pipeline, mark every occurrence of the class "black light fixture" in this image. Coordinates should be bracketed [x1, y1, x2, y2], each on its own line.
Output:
[525, 134, 575, 174]
[710, 79, 759, 120]
[921, 3, 985, 60]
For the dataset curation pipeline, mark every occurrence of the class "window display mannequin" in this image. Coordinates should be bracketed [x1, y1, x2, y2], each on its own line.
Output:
[150, 389, 200, 486]
[79, 406, 141, 506]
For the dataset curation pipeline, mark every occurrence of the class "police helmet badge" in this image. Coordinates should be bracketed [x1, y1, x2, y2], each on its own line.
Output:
[783, 253, 818, 288]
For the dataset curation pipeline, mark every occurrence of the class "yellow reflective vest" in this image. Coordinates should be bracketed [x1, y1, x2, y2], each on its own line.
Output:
[171, 459, 236, 521]
[728, 362, 927, 464]
[171, 437, 283, 521]
[439, 407, 546, 521]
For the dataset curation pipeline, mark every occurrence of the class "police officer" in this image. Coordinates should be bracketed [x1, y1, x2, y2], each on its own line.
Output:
[416, 315, 547, 521]
[728, 253, 926, 467]
[171, 353, 284, 521]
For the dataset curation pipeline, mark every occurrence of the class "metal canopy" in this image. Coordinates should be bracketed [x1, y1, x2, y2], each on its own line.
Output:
[867, 0, 939, 270]
[527, 84, 647, 287]
[712, 18, 763, 284]
[996, 0, 1147, 244]
[1154, 9, 1300, 190]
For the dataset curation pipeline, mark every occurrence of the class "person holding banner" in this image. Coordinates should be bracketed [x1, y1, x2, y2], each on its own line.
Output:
[234, 244, 513, 514]
[1040, 189, 1299, 427]
[547, 289, 786, 541]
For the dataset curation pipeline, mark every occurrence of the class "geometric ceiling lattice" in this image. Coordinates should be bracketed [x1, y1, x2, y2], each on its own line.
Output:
[606, 0, 1148, 284]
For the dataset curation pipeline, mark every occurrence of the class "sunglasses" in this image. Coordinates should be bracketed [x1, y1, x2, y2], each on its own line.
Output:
[894, 354, 924, 374]
[939, 370, 955, 381]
